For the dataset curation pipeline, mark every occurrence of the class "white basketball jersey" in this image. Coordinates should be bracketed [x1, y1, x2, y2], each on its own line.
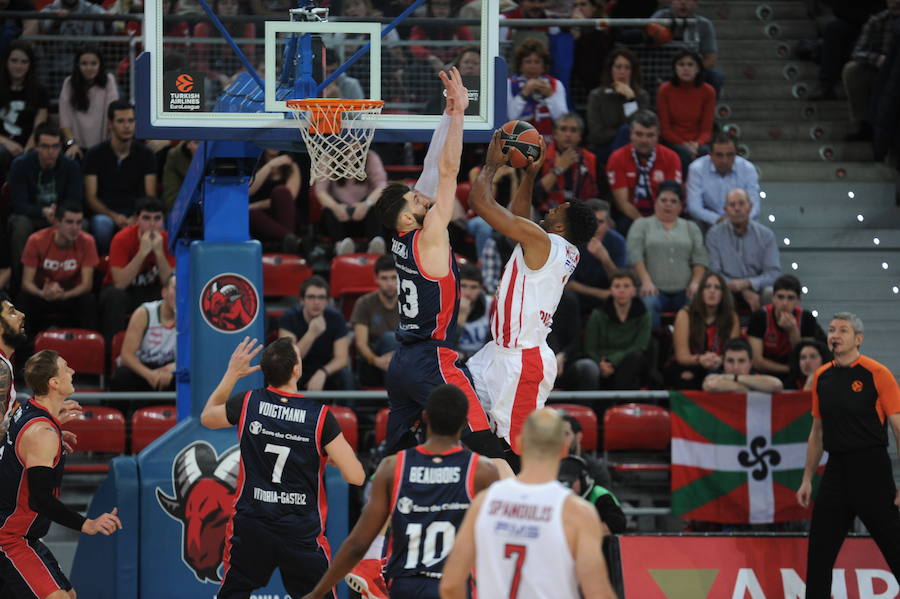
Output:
[0, 348, 16, 419]
[131, 300, 177, 368]
[474, 479, 578, 599]
[491, 233, 579, 349]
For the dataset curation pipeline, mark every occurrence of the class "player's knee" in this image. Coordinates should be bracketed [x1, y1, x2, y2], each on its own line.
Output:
[44, 590, 71, 599]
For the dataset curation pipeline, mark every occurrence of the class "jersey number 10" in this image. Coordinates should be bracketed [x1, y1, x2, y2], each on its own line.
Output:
[403, 521, 455, 568]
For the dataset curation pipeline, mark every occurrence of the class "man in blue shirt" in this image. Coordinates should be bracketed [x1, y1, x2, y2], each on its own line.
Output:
[686, 134, 760, 228]
[566, 199, 627, 314]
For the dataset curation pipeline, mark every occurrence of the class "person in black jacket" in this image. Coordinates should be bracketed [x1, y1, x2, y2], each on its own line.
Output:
[558, 454, 626, 534]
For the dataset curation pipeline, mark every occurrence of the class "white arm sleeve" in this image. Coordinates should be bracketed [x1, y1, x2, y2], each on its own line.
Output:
[414, 114, 452, 197]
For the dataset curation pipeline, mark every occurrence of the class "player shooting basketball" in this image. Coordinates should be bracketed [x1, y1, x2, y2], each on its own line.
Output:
[465, 128, 597, 464]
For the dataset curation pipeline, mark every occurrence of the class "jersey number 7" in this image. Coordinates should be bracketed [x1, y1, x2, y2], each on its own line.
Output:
[504, 544, 527, 599]
[264, 443, 290, 483]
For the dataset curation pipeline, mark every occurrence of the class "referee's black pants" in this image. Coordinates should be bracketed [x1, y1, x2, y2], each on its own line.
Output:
[806, 447, 900, 598]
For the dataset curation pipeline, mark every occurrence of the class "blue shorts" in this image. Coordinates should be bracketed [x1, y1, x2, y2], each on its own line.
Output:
[0, 537, 71, 599]
[388, 574, 441, 599]
[384, 342, 500, 457]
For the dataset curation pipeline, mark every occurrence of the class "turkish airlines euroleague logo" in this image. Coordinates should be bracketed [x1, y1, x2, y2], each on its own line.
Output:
[200, 273, 259, 333]
[175, 73, 194, 92]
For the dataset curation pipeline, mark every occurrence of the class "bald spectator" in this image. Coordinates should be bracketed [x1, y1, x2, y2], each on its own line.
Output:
[686, 134, 760, 228]
[705, 189, 781, 312]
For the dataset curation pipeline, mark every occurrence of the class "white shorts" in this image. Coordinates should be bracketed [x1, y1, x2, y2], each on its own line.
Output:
[467, 342, 557, 452]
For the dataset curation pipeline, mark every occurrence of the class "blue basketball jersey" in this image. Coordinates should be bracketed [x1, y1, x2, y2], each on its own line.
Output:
[231, 387, 335, 540]
[385, 445, 477, 580]
[391, 230, 460, 345]
[0, 400, 65, 540]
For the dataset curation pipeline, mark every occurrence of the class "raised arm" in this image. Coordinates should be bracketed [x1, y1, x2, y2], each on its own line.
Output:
[200, 337, 262, 429]
[469, 131, 550, 270]
[415, 114, 452, 198]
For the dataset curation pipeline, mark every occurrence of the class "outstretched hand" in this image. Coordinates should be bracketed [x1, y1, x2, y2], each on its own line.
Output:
[226, 337, 263, 379]
[525, 136, 547, 176]
[439, 66, 469, 115]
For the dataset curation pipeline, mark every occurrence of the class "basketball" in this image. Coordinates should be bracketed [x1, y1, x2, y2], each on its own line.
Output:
[645, 22, 673, 46]
[498, 120, 543, 168]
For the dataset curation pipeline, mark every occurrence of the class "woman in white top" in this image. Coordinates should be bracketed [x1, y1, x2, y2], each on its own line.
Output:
[58, 45, 119, 160]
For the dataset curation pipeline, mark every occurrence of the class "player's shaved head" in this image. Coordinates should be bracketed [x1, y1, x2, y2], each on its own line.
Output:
[520, 408, 567, 459]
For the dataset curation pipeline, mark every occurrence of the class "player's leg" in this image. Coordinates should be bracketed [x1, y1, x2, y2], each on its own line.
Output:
[387, 575, 441, 599]
[384, 346, 428, 455]
[805, 458, 855, 599]
[218, 516, 276, 599]
[280, 541, 336, 599]
[0, 539, 71, 599]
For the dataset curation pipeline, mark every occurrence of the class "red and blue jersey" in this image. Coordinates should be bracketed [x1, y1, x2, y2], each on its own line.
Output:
[385, 445, 477, 581]
[0, 400, 65, 542]
[226, 387, 341, 540]
[391, 230, 460, 345]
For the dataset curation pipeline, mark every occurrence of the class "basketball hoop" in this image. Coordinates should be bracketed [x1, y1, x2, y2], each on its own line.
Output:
[286, 98, 384, 183]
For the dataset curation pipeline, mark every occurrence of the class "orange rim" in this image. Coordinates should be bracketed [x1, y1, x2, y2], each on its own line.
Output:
[286, 99, 383, 135]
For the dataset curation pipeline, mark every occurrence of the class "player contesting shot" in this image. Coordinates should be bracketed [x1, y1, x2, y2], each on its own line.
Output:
[201, 337, 365, 599]
[373, 67, 506, 464]
[466, 130, 597, 461]
[302, 384, 499, 599]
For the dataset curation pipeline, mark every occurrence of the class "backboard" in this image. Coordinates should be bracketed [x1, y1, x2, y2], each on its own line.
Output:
[137, 0, 505, 144]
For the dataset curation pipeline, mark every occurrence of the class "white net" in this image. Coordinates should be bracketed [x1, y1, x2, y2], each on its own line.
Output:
[286, 99, 384, 184]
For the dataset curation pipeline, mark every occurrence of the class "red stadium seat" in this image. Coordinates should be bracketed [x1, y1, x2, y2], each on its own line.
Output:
[603, 403, 671, 474]
[131, 405, 177, 453]
[110, 330, 127, 375]
[330, 406, 359, 451]
[330, 253, 379, 319]
[262, 253, 312, 298]
[375, 407, 390, 445]
[62, 406, 126, 473]
[552, 403, 598, 451]
[35, 329, 106, 387]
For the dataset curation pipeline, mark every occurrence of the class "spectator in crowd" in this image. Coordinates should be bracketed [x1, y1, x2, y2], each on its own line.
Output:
[577, 269, 651, 390]
[39, 0, 108, 77]
[0, 235, 9, 290]
[686, 133, 760, 227]
[409, 0, 473, 75]
[456, 263, 492, 361]
[0, 0, 37, 60]
[277, 275, 353, 391]
[560, 412, 616, 495]
[809, 0, 885, 100]
[872, 16, 900, 165]
[323, 52, 365, 100]
[161, 140, 198, 211]
[586, 48, 649, 163]
[747, 274, 826, 380]
[557, 454, 626, 534]
[193, 0, 256, 100]
[567, 199, 627, 314]
[651, 0, 724, 95]
[7, 122, 83, 269]
[100, 198, 175, 343]
[570, 0, 612, 93]
[507, 38, 569, 139]
[111, 272, 176, 391]
[19, 203, 98, 337]
[535, 113, 599, 213]
[669, 271, 740, 389]
[657, 49, 716, 172]
[314, 150, 387, 256]
[58, 45, 119, 161]
[350, 255, 400, 388]
[606, 110, 681, 234]
[548, 288, 588, 389]
[84, 100, 157, 255]
[460, 0, 517, 38]
[335, 0, 405, 100]
[702, 337, 784, 393]
[0, 41, 49, 183]
[425, 46, 481, 114]
[706, 188, 781, 312]
[248, 149, 302, 253]
[627, 180, 707, 328]
[788, 337, 832, 391]
[501, 0, 556, 47]
[841, 0, 900, 141]
[468, 163, 520, 260]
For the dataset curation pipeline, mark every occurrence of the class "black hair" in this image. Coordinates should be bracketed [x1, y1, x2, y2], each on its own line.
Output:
[789, 338, 832, 382]
[564, 201, 598, 247]
[55, 202, 83, 221]
[630, 109, 659, 129]
[375, 182, 412, 230]
[773, 274, 802, 296]
[458, 263, 483, 285]
[261, 337, 297, 387]
[0, 292, 10, 306]
[609, 268, 639, 287]
[424, 384, 469, 436]
[0, 41, 41, 110]
[601, 46, 643, 91]
[69, 44, 110, 113]
[300, 274, 329, 297]
[135, 197, 165, 215]
[712, 132, 737, 147]
[557, 455, 594, 498]
[33, 121, 61, 142]
[561, 413, 582, 435]
[723, 337, 753, 359]
[374, 254, 396, 275]
[657, 179, 683, 198]
[107, 99, 135, 121]
[670, 49, 705, 87]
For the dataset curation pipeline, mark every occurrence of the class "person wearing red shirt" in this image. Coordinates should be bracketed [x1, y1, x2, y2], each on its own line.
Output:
[535, 113, 598, 213]
[409, 0, 473, 74]
[657, 50, 716, 175]
[606, 109, 681, 234]
[99, 197, 174, 343]
[19, 203, 99, 337]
